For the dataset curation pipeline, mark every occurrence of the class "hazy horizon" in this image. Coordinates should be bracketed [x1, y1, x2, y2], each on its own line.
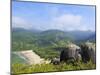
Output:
[12, 1, 95, 31]
[12, 27, 96, 32]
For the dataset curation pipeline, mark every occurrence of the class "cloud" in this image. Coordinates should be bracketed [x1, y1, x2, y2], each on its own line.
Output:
[12, 16, 33, 29]
[12, 2, 95, 31]
[12, 13, 95, 31]
[53, 14, 82, 26]
[49, 14, 83, 31]
[50, 13, 95, 31]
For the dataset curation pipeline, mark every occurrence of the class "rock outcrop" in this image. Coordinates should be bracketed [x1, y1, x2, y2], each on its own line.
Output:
[60, 43, 81, 63]
[80, 42, 96, 63]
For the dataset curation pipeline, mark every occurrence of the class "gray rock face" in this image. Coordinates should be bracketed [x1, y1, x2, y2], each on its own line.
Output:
[80, 42, 96, 64]
[60, 43, 81, 63]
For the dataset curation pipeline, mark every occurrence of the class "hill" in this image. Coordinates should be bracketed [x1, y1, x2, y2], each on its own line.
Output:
[12, 28, 96, 59]
[12, 28, 95, 43]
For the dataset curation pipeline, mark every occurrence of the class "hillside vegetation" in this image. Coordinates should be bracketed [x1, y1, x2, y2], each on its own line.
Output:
[12, 61, 95, 74]
[11, 28, 96, 74]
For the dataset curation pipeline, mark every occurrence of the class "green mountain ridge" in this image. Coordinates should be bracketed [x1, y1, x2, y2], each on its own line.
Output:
[12, 28, 96, 61]
[12, 28, 95, 43]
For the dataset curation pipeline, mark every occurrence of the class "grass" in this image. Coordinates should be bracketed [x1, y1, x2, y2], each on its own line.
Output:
[11, 61, 96, 74]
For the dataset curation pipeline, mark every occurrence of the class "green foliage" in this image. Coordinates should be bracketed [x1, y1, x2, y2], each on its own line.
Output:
[11, 61, 96, 74]
[12, 28, 95, 59]
[11, 28, 96, 74]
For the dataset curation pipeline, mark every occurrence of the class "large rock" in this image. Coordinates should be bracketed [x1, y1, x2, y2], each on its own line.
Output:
[60, 43, 81, 63]
[80, 42, 96, 64]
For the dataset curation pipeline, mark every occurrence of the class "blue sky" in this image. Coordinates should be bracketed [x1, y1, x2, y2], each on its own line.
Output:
[12, 1, 95, 31]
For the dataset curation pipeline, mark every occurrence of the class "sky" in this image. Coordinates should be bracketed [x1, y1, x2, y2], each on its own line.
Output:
[12, 1, 96, 31]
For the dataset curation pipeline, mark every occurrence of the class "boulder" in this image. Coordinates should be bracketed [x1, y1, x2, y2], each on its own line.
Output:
[60, 43, 81, 63]
[80, 42, 96, 64]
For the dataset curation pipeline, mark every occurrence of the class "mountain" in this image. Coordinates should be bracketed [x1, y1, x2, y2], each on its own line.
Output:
[67, 30, 95, 42]
[39, 30, 73, 41]
[12, 27, 41, 34]
[12, 28, 96, 47]
[12, 28, 38, 44]
[84, 33, 96, 42]
[12, 28, 96, 60]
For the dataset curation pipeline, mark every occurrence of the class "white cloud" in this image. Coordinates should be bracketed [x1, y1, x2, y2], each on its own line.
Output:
[12, 16, 33, 29]
[50, 14, 83, 31]
[12, 14, 95, 31]
[49, 13, 95, 31]
[53, 14, 82, 26]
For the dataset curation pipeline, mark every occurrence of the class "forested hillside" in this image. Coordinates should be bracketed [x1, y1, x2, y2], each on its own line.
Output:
[12, 28, 95, 60]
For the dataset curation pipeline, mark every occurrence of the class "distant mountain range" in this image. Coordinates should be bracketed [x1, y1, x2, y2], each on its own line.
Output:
[12, 28, 96, 46]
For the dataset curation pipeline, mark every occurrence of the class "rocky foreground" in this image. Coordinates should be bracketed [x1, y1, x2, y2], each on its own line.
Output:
[12, 42, 96, 65]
